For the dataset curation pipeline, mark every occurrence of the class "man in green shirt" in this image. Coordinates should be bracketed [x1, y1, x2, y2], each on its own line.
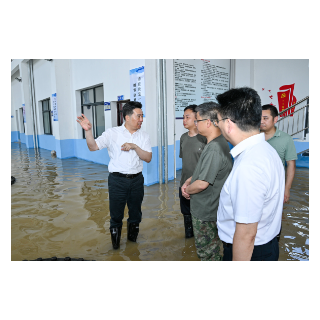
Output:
[260, 104, 297, 242]
[260, 104, 297, 203]
[179, 105, 207, 238]
[181, 102, 233, 261]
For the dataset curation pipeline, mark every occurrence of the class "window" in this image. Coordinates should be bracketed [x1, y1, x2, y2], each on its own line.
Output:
[42, 98, 52, 135]
[81, 86, 105, 139]
[19, 107, 25, 133]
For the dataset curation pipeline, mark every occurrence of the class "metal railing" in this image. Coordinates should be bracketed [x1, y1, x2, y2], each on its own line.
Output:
[297, 149, 309, 156]
[276, 96, 309, 139]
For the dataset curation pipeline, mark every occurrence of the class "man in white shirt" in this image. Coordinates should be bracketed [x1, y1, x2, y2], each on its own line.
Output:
[215, 87, 285, 261]
[77, 101, 152, 249]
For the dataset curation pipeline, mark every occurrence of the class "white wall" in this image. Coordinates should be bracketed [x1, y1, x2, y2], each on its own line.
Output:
[71, 59, 149, 142]
[145, 59, 157, 147]
[234, 59, 252, 88]
[253, 59, 309, 105]
[234, 59, 309, 105]
[33, 59, 53, 135]
[11, 70, 22, 132]
[143, 59, 177, 151]
[11, 59, 309, 146]
[253, 59, 309, 137]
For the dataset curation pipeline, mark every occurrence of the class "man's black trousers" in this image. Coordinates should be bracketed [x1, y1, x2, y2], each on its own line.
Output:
[108, 172, 144, 229]
[179, 187, 191, 216]
[222, 236, 279, 261]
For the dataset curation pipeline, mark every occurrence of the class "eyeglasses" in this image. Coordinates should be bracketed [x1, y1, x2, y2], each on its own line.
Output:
[194, 119, 209, 125]
[214, 118, 237, 126]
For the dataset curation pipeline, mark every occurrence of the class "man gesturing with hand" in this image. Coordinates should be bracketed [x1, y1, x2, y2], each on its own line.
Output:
[77, 101, 152, 249]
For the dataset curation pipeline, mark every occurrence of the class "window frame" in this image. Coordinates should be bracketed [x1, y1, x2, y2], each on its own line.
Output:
[42, 98, 52, 135]
[81, 86, 104, 139]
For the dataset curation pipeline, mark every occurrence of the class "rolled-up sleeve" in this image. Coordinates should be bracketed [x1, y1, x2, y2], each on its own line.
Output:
[231, 163, 268, 224]
[285, 137, 298, 161]
[95, 130, 111, 150]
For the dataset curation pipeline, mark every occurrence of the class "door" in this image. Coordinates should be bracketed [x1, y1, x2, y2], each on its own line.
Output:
[117, 100, 130, 126]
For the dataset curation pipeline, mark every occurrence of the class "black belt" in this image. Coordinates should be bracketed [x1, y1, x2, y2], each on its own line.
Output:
[222, 241, 232, 248]
[111, 172, 142, 179]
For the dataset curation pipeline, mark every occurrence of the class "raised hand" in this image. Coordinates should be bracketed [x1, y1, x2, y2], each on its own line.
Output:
[121, 143, 137, 151]
[76, 114, 92, 131]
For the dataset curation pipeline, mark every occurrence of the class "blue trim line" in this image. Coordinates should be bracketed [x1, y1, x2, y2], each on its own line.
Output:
[11, 131, 19, 142]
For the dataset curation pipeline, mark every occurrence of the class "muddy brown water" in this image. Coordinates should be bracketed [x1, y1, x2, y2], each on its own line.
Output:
[11, 142, 309, 261]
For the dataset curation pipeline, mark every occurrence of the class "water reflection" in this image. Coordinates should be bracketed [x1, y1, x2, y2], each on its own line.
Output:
[11, 142, 309, 261]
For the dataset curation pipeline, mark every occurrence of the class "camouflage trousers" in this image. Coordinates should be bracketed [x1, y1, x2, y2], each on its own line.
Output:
[191, 215, 222, 261]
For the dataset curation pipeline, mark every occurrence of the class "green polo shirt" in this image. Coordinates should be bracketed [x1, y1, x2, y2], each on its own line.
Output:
[266, 127, 297, 167]
[190, 134, 233, 221]
[179, 132, 207, 187]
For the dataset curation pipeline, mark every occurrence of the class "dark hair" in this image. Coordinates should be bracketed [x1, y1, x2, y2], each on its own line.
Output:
[184, 104, 197, 114]
[262, 104, 279, 118]
[216, 87, 261, 132]
[195, 102, 219, 123]
[123, 101, 142, 119]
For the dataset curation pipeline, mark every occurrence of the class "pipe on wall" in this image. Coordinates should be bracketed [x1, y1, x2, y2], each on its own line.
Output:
[162, 59, 168, 184]
[28, 59, 39, 150]
[30, 61, 39, 149]
[156, 59, 169, 184]
[156, 59, 163, 184]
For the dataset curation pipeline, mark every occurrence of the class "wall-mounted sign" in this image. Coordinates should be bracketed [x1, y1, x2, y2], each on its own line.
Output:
[130, 66, 145, 117]
[104, 102, 111, 111]
[174, 59, 230, 118]
[52, 93, 58, 121]
[117, 95, 124, 101]
[22, 104, 26, 123]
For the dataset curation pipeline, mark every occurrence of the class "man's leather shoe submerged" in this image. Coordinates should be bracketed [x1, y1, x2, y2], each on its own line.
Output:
[127, 222, 139, 242]
[110, 227, 122, 249]
[183, 215, 194, 238]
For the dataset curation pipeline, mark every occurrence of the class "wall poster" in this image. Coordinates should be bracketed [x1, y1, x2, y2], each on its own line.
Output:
[174, 59, 230, 118]
[52, 93, 58, 121]
[130, 66, 145, 117]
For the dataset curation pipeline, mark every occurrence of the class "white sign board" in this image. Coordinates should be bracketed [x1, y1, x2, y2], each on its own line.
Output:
[174, 59, 230, 118]
[52, 93, 58, 121]
[130, 66, 146, 117]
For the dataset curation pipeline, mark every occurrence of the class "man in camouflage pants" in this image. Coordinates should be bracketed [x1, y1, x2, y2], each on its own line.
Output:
[191, 217, 222, 260]
[181, 102, 233, 261]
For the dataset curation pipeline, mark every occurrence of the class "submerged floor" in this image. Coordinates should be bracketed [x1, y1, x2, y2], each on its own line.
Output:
[11, 142, 309, 261]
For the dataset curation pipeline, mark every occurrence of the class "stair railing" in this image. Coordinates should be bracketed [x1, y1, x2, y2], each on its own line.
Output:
[276, 96, 309, 139]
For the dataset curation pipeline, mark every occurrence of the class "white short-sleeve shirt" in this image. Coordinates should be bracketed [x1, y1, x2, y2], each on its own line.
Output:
[217, 133, 285, 246]
[95, 123, 152, 174]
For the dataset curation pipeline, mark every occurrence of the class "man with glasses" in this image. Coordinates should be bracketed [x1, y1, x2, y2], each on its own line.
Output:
[179, 105, 207, 238]
[181, 102, 233, 261]
[76, 101, 152, 250]
[215, 87, 285, 261]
